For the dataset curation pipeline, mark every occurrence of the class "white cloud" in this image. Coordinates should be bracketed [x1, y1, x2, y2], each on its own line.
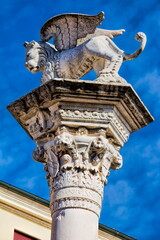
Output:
[136, 69, 160, 97]
[104, 180, 134, 206]
[14, 176, 37, 190]
[0, 150, 13, 166]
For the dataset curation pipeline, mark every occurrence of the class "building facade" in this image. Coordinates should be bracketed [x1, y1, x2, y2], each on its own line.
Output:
[0, 181, 136, 240]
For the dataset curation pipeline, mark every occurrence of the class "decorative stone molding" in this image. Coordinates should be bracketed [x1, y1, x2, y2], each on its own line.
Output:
[7, 79, 153, 145]
[0, 202, 51, 229]
[58, 109, 129, 142]
[51, 197, 101, 217]
[0, 185, 51, 229]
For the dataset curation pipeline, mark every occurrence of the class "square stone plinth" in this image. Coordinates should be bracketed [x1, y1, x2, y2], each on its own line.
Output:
[7, 79, 153, 147]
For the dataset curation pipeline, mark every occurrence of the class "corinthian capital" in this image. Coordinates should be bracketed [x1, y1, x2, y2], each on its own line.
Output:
[33, 127, 122, 186]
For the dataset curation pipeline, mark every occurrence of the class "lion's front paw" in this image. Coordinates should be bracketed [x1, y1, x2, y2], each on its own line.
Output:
[112, 73, 127, 83]
[95, 73, 116, 83]
[117, 29, 126, 35]
[95, 73, 126, 84]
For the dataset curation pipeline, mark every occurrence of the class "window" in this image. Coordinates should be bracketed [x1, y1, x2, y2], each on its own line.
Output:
[14, 230, 39, 240]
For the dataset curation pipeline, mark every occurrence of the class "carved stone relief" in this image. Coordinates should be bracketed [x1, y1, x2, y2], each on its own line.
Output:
[57, 108, 130, 142]
[24, 109, 54, 139]
[7, 80, 153, 137]
[32, 126, 122, 216]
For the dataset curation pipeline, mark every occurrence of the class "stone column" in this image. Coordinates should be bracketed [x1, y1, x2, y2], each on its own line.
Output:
[7, 79, 153, 240]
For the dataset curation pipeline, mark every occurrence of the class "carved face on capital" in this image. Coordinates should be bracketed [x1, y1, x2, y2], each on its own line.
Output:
[92, 136, 107, 152]
[55, 133, 74, 153]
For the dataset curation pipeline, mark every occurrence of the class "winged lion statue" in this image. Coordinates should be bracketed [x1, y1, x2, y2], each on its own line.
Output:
[24, 12, 146, 84]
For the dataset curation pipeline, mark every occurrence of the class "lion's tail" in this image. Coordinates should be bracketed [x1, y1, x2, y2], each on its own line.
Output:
[123, 32, 147, 61]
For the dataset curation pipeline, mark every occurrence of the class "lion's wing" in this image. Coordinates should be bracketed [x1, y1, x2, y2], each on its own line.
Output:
[40, 12, 104, 51]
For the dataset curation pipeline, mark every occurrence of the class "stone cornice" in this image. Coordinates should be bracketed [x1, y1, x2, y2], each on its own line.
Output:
[0, 180, 49, 207]
[7, 79, 154, 140]
[0, 201, 51, 229]
[99, 224, 137, 240]
[0, 181, 51, 228]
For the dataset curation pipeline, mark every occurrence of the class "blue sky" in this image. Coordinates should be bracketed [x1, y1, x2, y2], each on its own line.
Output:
[0, 0, 160, 239]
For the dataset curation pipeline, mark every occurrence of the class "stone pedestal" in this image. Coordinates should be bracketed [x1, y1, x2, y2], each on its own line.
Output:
[7, 79, 153, 240]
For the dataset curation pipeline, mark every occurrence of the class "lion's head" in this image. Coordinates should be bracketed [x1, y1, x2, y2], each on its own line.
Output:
[24, 40, 57, 74]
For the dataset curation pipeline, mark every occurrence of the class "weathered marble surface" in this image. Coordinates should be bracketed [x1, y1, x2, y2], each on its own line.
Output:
[7, 79, 153, 240]
[24, 12, 146, 84]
